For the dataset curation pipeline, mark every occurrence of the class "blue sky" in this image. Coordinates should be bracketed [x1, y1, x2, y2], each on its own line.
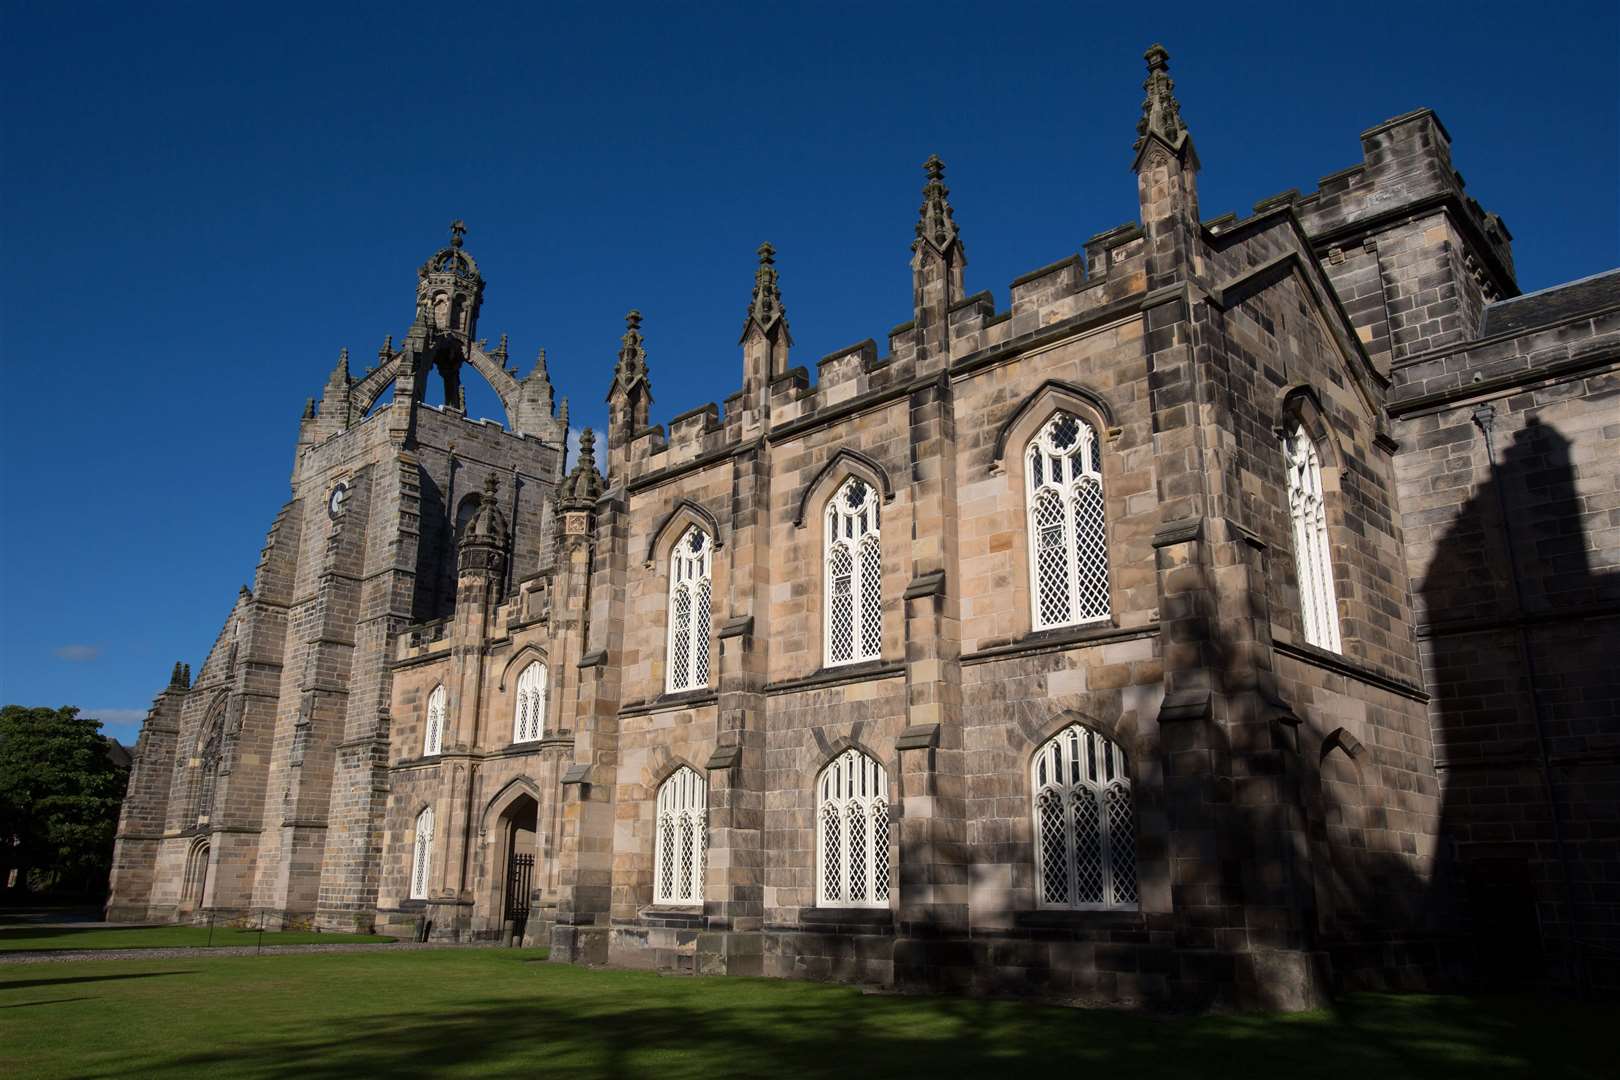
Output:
[2, 1, 1616, 743]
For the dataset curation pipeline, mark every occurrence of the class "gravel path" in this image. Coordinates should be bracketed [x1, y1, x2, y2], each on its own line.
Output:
[0, 941, 513, 966]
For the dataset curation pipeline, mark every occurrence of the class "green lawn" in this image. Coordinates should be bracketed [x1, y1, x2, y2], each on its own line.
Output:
[0, 923, 393, 952]
[0, 949, 1608, 1079]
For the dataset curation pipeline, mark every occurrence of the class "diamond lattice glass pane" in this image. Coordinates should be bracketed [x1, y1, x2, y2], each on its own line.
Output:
[694, 812, 707, 904]
[678, 815, 696, 901]
[1034, 491, 1071, 626]
[821, 804, 842, 901]
[1050, 413, 1079, 449]
[828, 549, 854, 663]
[1106, 783, 1137, 905]
[694, 581, 712, 687]
[872, 800, 890, 901]
[859, 539, 882, 659]
[659, 814, 676, 901]
[1037, 790, 1069, 904]
[671, 589, 692, 690]
[1074, 478, 1110, 619]
[1073, 791, 1105, 904]
[848, 804, 867, 901]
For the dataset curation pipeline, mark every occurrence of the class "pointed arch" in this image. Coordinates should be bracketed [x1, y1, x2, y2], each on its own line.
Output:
[652, 765, 707, 905]
[479, 776, 542, 837]
[409, 804, 436, 900]
[793, 448, 896, 528]
[1320, 726, 1365, 762]
[644, 499, 725, 566]
[1276, 384, 1345, 470]
[992, 379, 1118, 466]
[423, 684, 447, 756]
[497, 644, 548, 692]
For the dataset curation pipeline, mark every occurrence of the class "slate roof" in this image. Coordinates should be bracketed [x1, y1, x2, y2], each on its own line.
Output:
[1481, 268, 1620, 337]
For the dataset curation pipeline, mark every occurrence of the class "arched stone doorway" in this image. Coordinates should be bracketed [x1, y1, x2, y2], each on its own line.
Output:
[498, 794, 539, 944]
[181, 840, 210, 919]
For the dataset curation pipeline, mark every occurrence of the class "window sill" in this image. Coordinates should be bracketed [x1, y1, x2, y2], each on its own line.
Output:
[620, 689, 719, 717]
[764, 660, 904, 695]
[962, 621, 1157, 665]
[800, 906, 895, 929]
[1013, 908, 1143, 930]
[637, 905, 705, 928]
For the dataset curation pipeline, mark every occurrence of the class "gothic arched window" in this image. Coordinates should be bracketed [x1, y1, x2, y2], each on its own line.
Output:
[423, 684, 446, 757]
[653, 766, 707, 905]
[1283, 423, 1341, 652]
[513, 661, 547, 743]
[410, 806, 435, 901]
[1032, 724, 1137, 910]
[666, 526, 713, 693]
[1026, 412, 1110, 630]
[816, 748, 890, 908]
[194, 728, 222, 825]
[825, 478, 881, 666]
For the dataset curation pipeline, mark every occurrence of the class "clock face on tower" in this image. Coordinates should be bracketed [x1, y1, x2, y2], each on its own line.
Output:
[328, 482, 349, 519]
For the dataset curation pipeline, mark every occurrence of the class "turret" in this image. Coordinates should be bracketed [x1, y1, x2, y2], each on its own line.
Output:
[1132, 44, 1202, 287]
[911, 155, 967, 367]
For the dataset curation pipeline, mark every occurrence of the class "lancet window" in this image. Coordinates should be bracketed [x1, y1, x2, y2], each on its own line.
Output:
[513, 661, 547, 743]
[424, 684, 446, 757]
[653, 767, 707, 905]
[1026, 412, 1110, 630]
[816, 748, 890, 908]
[825, 478, 882, 666]
[1032, 724, 1137, 910]
[667, 527, 714, 693]
[410, 806, 434, 901]
[1283, 423, 1341, 652]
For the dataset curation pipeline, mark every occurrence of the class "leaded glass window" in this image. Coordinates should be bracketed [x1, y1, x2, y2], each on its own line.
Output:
[667, 527, 713, 693]
[513, 661, 547, 743]
[423, 684, 446, 756]
[825, 478, 881, 666]
[653, 766, 707, 905]
[410, 806, 435, 901]
[1283, 424, 1341, 652]
[1026, 412, 1110, 630]
[816, 748, 891, 908]
[1031, 725, 1136, 910]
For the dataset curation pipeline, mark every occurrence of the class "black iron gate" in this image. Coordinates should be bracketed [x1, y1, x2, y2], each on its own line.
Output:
[505, 852, 534, 943]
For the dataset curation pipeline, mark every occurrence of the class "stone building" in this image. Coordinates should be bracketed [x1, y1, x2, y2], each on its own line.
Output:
[106, 46, 1618, 1008]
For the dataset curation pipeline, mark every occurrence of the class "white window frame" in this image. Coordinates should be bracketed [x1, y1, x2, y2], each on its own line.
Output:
[1026, 411, 1111, 631]
[666, 526, 713, 694]
[652, 766, 707, 905]
[423, 684, 446, 757]
[1283, 423, 1342, 653]
[513, 661, 547, 743]
[1032, 724, 1137, 911]
[824, 477, 882, 667]
[410, 806, 435, 901]
[815, 748, 891, 909]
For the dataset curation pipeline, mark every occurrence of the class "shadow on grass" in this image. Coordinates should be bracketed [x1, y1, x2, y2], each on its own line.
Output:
[0, 970, 198, 992]
[69, 979, 1612, 1080]
[1, 996, 95, 1008]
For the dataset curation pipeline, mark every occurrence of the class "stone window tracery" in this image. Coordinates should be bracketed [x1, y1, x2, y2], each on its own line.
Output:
[1026, 412, 1110, 631]
[666, 526, 713, 694]
[1032, 724, 1137, 910]
[513, 661, 547, 744]
[1283, 423, 1341, 653]
[410, 806, 434, 901]
[816, 748, 890, 909]
[825, 478, 881, 666]
[653, 766, 707, 905]
[423, 684, 446, 757]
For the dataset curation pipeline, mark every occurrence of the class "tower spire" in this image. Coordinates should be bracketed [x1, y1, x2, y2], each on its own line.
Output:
[740, 242, 791, 344]
[1133, 44, 1197, 166]
[608, 310, 651, 406]
[913, 154, 961, 257]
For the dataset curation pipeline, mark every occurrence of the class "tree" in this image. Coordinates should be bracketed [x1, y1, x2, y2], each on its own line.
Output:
[0, 706, 130, 896]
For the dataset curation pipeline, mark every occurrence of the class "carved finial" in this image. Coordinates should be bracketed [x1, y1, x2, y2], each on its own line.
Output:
[239, 584, 252, 601]
[170, 661, 185, 688]
[1135, 43, 1190, 153]
[182, 663, 191, 688]
[626, 309, 642, 332]
[578, 427, 596, 465]
[741, 241, 789, 341]
[493, 332, 509, 364]
[612, 310, 650, 401]
[450, 219, 467, 248]
[913, 154, 960, 254]
[378, 334, 393, 365]
[331, 348, 350, 382]
[482, 472, 501, 498]
[302, 397, 316, 420]
[562, 427, 604, 506]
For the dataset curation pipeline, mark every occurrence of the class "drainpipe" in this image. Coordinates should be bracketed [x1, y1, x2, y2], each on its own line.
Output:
[1470, 403, 1582, 990]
